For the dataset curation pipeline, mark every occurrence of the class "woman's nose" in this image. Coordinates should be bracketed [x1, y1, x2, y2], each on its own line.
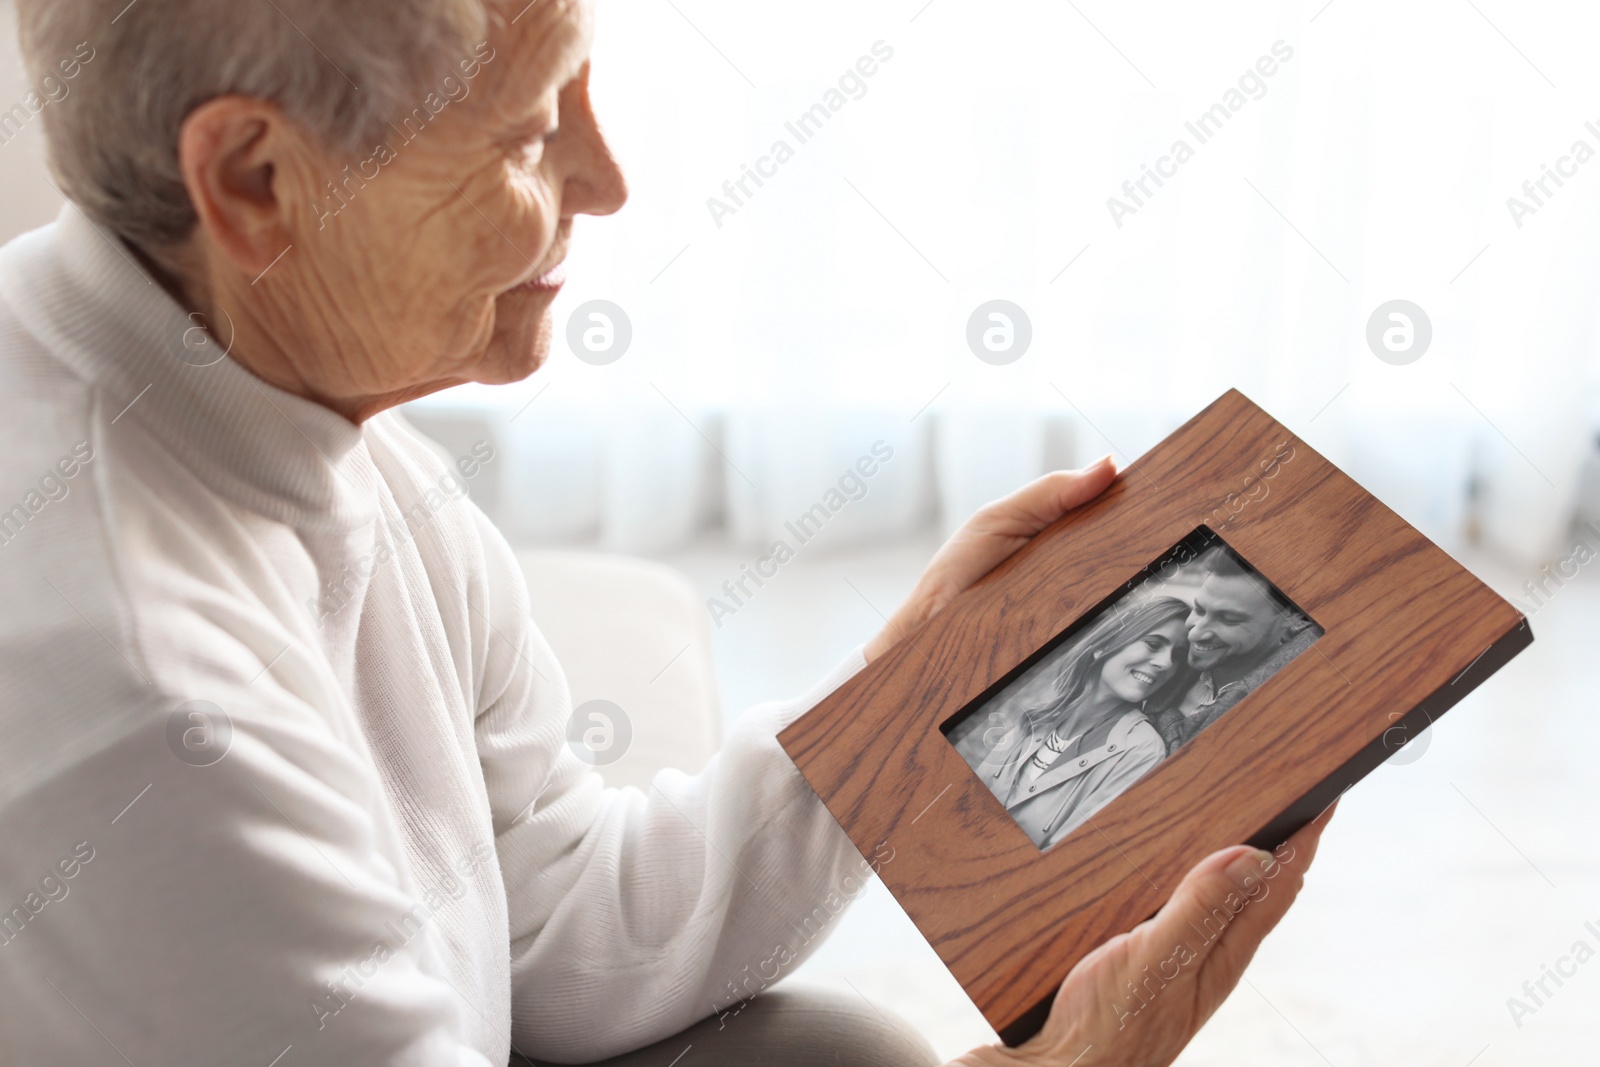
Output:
[558, 72, 629, 219]
[567, 130, 628, 218]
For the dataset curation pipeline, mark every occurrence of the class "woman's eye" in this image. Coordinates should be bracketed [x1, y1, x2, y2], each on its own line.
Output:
[509, 126, 557, 161]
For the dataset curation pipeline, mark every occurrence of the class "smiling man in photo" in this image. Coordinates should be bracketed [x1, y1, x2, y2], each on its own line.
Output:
[1149, 549, 1322, 755]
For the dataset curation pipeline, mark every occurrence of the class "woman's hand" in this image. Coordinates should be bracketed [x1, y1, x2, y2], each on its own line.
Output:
[949, 804, 1336, 1067]
[864, 457, 1118, 664]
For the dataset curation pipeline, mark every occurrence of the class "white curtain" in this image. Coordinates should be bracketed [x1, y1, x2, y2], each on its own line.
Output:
[405, 0, 1600, 564]
[2, 0, 1594, 563]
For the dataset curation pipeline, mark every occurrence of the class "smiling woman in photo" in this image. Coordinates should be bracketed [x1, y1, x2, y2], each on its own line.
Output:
[954, 596, 1190, 850]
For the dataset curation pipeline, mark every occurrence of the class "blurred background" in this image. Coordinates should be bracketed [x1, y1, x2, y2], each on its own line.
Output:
[5, 0, 1600, 1063]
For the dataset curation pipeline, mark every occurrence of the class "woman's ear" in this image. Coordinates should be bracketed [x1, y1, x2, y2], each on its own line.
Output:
[175, 96, 316, 278]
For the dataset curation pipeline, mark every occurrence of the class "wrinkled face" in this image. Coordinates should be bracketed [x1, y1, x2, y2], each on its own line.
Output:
[1098, 618, 1187, 703]
[1185, 573, 1284, 671]
[286, 0, 626, 404]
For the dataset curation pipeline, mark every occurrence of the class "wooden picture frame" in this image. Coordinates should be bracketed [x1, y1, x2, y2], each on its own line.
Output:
[777, 389, 1532, 1045]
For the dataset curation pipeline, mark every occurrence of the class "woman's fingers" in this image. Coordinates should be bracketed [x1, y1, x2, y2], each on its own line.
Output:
[1195, 804, 1334, 998]
[979, 805, 1337, 1067]
[970, 457, 1118, 540]
[976, 845, 1294, 1067]
[865, 459, 1120, 663]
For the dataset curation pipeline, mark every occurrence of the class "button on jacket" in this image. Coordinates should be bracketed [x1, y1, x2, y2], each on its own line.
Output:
[954, 706, 1165, 849]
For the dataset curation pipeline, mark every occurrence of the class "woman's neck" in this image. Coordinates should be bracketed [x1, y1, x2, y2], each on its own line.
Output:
[126, 232, 434, 425]
[1050, 678, 1125, 739]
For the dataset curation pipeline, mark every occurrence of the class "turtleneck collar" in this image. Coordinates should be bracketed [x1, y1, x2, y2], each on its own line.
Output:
[0, 204, 379, 531]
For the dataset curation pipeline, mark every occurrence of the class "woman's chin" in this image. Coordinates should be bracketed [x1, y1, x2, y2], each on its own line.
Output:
[478, 294, 555, 383]
[1110, 682, 1152, 704]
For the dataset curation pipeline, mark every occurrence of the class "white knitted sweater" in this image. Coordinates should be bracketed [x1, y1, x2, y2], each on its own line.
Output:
[0, 207, 868, 1065]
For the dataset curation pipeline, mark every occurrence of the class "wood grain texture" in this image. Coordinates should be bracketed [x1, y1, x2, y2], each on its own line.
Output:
[777, 389, 1532, 1044]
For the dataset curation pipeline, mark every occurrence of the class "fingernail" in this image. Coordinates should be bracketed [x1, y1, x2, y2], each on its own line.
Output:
[1226, 848, 1272, 885]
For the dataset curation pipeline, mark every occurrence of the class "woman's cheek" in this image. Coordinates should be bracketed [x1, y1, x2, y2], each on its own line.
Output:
[506, 167, 557, 243]
[412, 176, 515, 287]
[433, 295, 498, 372]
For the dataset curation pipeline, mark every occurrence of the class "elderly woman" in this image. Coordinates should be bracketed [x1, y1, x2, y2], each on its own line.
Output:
[0, 1, 1330, 1065]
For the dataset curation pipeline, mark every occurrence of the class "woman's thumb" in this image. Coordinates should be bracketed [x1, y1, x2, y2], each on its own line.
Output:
[1134, 845, 1305, 1004]
[999, 458, 1118, 533]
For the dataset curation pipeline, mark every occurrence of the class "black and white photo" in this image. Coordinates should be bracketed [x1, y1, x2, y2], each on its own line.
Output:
[944, 527, 1323, 850]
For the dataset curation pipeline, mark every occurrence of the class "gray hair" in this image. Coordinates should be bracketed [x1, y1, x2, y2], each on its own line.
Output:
[16, 0, 492, 249]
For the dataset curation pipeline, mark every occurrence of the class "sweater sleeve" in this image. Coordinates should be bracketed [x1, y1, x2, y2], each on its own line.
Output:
[469, 518, 873, 1063]
[0, 646, 501, 1067]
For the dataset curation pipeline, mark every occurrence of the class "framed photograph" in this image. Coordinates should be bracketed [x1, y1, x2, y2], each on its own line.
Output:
[943, 525, 1325, 853]
[778, 389, 1531, 1045]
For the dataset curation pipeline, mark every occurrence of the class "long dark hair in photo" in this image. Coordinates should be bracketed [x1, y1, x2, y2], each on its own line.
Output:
[1010, 594, 1191, 737]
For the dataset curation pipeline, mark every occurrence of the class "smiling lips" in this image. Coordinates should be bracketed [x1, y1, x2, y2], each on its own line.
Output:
[1128, 667, 1157, 687]
[515, 259, 567, 293]
[514, 226, 572, 295]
